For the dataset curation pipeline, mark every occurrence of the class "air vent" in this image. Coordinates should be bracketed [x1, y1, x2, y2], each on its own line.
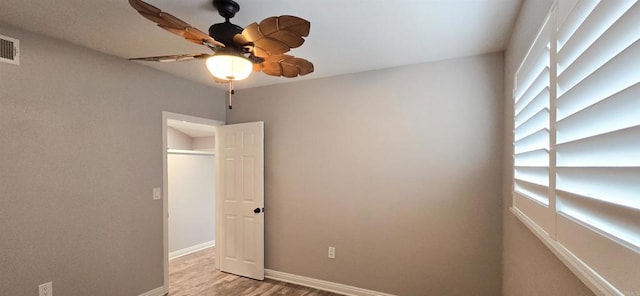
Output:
[0, 34, 20, 65]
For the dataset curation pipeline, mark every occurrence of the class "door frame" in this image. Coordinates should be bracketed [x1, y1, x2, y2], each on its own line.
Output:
[162, 111, 225, 292]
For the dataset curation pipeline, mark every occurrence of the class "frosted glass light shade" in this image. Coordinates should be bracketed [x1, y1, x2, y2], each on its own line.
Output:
[206, 54, 253, 81]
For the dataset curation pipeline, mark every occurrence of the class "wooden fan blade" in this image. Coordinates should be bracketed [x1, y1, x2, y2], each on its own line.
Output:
[129, 0, 224, 48]
[232, 33, 258, 55]
[268, 30, 304, 49]
[233, 34, 250, 47]
[281, 15, 311, 37]
[295, 58, 314, 76]
[130, 0, 186, 29]
[158, 25, 213, 44]
[258, 16, 308, 48]
[281, 64, 299, 78]
[129, 53, 212, 62]
[137, 11, 171, 27]
[260, 55, 314, 78]
[240, 23, 289, 57]
[158, 11, 191, 29]
[253, 63, 263, 72]
[240, 23, 261, 42]
[240, 16, 311, 58]
[260, 62, 282, 77]
[259, 16, 310, 37]
[129, 0, 161, 15]
[255, 38, 290, 57]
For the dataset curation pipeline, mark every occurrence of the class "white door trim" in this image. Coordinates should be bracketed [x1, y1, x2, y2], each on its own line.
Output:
[162, 111, 224, 292]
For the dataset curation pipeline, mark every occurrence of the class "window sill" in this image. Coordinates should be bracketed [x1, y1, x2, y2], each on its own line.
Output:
[510, 207, 621, 296]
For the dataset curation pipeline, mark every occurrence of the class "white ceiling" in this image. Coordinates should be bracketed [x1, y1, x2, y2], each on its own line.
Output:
[0, 0, 522, 90]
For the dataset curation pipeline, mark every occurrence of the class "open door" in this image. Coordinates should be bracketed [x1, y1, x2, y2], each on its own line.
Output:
[215, 121, 265, 280]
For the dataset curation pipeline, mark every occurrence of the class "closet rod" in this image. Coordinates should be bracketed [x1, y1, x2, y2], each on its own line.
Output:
[167, 149, 215, 156]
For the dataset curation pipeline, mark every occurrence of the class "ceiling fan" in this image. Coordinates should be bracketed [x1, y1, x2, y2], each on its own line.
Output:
[127, 0, 314, 84]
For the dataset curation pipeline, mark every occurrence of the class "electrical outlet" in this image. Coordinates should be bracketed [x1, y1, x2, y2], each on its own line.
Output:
[39, 282, 52, 296]
[328, 247, 335, 259]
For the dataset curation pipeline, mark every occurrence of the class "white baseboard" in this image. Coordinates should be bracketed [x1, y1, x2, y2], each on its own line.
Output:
[265, 269, 396, 296]
[138, 286, 166, 296]
[169, 240, 215, 260]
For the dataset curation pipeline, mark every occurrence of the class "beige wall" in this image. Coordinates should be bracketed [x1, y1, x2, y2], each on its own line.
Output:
[168, 153, 215, 253]
[0, 24, 225, 295]
[192, 136, 215, 151]
[228, 53, 504, 295]
[0, 2, 604, 294]
[166, 128, 216, 254]
[501, 1, 594, 295]
[167, 127, 194, 150]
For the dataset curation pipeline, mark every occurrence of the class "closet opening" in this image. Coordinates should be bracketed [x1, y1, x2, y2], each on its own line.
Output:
[161, 112, 224, 292]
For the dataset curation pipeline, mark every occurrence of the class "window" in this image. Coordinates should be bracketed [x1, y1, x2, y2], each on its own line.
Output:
[512, 1, 640, 295]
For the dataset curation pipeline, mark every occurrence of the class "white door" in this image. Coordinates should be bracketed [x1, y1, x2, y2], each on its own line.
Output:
[215, 121, 264, 280]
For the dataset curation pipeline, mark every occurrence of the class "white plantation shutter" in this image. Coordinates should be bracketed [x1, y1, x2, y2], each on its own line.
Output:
[555, 0, 640, 293]
[513, 10, 555, 234]
[512, 1, 640, 294]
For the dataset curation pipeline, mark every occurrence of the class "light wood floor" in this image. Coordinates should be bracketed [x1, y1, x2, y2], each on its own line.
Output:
[169, 247, 343, 296]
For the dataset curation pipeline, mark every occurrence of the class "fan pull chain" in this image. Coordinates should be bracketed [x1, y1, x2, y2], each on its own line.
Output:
[228, 80, 235, 110]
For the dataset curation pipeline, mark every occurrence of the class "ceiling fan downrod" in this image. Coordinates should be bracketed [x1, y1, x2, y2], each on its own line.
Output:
[210, 0, 243, 47]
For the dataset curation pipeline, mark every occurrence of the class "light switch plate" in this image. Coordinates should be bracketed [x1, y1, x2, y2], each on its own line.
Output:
[328, 247, 335, 259]
[153, 187, 161, 200]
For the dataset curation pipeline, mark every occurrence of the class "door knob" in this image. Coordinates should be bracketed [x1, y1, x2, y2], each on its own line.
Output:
[254, 208, 261, 214]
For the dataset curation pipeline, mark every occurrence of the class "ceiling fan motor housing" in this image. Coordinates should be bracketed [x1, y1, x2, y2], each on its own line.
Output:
[209, 22, 244, 48]
[210, 0, 243, 48]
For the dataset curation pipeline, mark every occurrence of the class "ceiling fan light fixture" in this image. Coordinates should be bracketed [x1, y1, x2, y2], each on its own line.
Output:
[206, 53, 253, 81]
[128, 0, 314, 83]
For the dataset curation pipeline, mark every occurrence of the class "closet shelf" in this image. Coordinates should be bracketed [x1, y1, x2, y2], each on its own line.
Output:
[167, 149, 215, 156]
